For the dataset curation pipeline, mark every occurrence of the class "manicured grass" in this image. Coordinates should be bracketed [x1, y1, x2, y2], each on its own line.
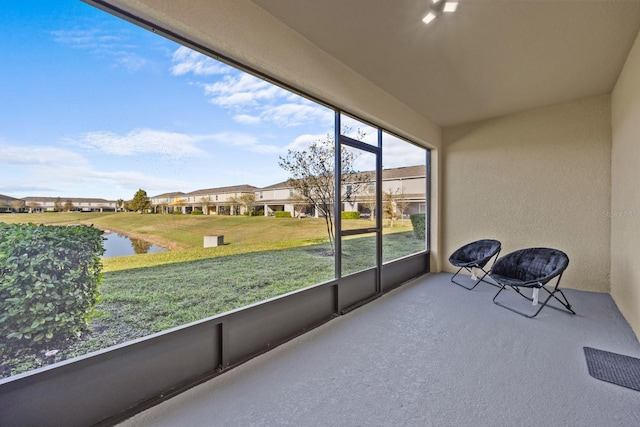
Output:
[1, 213, 416, 271]
[0, 213, 425, 377]
[0, 212, 338, 252]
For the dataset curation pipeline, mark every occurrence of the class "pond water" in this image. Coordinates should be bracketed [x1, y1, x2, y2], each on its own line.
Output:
[102, 232, 166, 257]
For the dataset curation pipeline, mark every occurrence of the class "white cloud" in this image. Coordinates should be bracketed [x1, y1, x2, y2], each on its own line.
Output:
[77, 128, 323, 158]
[51, 28, 147, 71]
[382, 135, 427, 168]
[234, 114, 262, 125]
[203, 131, 332, 156]
[203, 73, 288, 108]
[173, 57, 333, 129]
[113, 51, 148, 71]
[281, 132, 333, 153]
[78, 129, 207, 157]
[81, 168, 193, 195]
[51, 29, 123, 47]
[232, 103, 331, 128]
[261, 103, 332, 127]
[0, 183, 58, 195]
[170, 46, 230, 76]
[0, 140, 195, 198]
[207, 132, 282, 154]
[205, 74, 332, 127]
[0, 144, 87, 166]
[0, 159, 193, 200]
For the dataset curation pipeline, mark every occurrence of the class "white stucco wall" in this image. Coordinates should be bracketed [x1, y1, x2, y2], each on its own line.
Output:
[611, 30, 640, 339]
[443, 95, 612, 292]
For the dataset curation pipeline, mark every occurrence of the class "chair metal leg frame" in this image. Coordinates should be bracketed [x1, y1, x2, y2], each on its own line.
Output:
[492, 274, 576, 318]
[451, 250, 501, 290]
[451, 265, 501, 291]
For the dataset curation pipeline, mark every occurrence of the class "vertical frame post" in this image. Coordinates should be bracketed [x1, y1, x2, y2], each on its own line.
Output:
[334, 111, 342, 280]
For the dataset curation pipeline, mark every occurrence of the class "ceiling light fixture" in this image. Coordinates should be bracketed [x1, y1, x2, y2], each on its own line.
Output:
[423, 0, 459, 24]
[422, 11, 437, 25]
[443, 1, 458, 13]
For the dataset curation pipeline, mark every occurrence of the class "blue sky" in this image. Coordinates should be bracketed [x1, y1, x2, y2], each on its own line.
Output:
[0, 1, 422, 201]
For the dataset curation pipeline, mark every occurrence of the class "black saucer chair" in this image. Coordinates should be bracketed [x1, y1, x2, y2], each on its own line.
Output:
[490, 247, 575, 318]
[448, 239, 502, 290]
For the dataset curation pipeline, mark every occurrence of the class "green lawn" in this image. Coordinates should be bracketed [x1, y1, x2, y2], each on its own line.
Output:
[0, 213, 425, 377]
[0, 213, 399, 271]
[0, 212, 338, 252]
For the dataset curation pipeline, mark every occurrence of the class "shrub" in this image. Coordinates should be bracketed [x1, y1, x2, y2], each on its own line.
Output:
[256, 209, 264, 216]
[172, 210, 182, 215]
[0, 223, 105, 355]
[410, 214, 426, 240]
[191, 210, 203, 215]
[341, 211, 360, 220]
[274, 211, 292, 218]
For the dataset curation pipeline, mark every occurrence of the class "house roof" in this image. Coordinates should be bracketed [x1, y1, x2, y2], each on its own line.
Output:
[185, 185, 258, 197]
[0, 194, 18, 202]
[150, 191, 186, 199]
[259, 180, 291, 191]
[251, 0, 640, 126]
[22, 197, 115, 204]
[259, 165, 426, 191]
[382, 165, 425, 180]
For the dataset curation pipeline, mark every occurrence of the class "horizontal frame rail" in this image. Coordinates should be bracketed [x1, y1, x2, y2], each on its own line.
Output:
[0, 252, 429, 427]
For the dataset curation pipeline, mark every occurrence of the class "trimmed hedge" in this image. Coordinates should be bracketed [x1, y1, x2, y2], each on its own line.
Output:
[274, 211, 292, 218]
[341, 211, 360, 220]
[191, 210, 203, 215]
[0, 223, 105, 355]
[410, 213, 426, 240]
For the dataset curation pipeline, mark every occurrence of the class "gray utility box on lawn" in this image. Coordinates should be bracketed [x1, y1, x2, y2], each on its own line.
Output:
[204, 235, 224, 247]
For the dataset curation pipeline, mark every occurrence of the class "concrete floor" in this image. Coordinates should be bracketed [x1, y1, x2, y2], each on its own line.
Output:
[120, 273, 640, 426]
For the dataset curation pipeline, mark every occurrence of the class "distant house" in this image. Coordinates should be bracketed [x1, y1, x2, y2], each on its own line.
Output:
[21, 197, 117, 213]
[148, 191, 186, 214]
[150, 185, 259, 215]
[380, 164, 427, 216]
[3, 165, 425, 217]
[258, 180, 307, 217]
[148, 165, 426, 218]
[0, 194, 19, 213]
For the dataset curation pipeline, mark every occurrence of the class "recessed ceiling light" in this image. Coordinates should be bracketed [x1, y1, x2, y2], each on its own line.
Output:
[432, 0, 443, 4]
[422, 11, 437, 24]
[443, 1, 458, 13]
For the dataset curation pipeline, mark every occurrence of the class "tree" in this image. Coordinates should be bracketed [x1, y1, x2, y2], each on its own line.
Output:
[10, 199, 25, 213]
[279, 134, 366, 254]
[129, 189, 151, 213]
[54, 197, 62, 212]
[171, 197, 186, 214]
[130, 237, 152, 254]
[360, 185, 376, 221]
[64, 199, 74, 212]
[27, 202, 41, 213]
[239, 193, 257, 215]
[198, 195, 212, 215]
[116, 199, 125, 213]
[383, 189, 398, 227]
[395, 186, 410, 225]
[287, 194, 310, 218]
[227, 195, 241, 216]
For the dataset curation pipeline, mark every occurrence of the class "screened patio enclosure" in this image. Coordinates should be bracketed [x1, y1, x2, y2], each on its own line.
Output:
[2, 0, 640, 425]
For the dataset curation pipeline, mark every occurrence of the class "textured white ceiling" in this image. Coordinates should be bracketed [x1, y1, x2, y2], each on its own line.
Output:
[251, 0, 640, 126]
